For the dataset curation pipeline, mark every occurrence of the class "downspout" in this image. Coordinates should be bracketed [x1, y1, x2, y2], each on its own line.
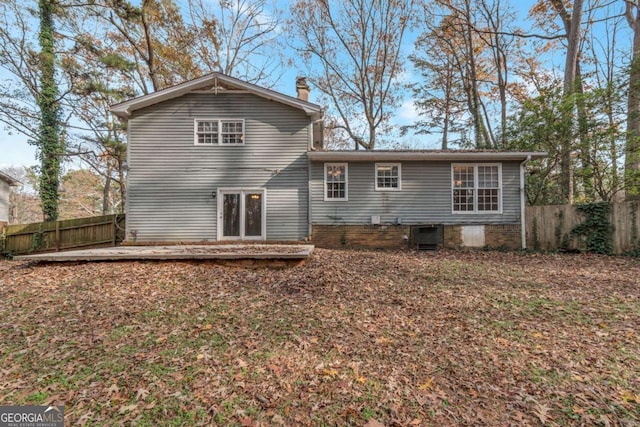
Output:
[520, 155, 531, 249]
[307, 122, 313, 239]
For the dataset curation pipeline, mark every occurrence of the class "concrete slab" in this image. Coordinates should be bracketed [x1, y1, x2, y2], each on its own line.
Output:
[13, 244, 314, 262]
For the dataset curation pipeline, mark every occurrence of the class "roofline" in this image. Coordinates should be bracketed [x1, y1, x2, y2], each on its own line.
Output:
[110, 72, 323, 120]
[0, 171, 21, 186]
[307, 151, 547, 162]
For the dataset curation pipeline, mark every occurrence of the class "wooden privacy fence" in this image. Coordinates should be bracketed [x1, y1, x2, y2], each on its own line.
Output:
[526, 201, 640, 254]
[1, 214, 126, 255]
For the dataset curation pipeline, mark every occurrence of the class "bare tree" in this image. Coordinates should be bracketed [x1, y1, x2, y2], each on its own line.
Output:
[589, 11, 625, 201]
[290, 0, 414, 150]
[546, 0, 585, 203]
[0, 1, 41, 142]
[407, 15, 469, 149]
[187, 0, 282, 86]
[475, 0, 517, 147]
[409, 0, 521, 149]
[89, 0, 202, 94]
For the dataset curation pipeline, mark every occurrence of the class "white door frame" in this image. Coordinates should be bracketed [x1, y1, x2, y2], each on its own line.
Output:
[217, 188, 267, 241]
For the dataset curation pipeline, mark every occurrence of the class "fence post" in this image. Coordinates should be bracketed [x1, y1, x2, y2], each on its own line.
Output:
[55, 220, 60, 252]
[112, 214, 117, 247]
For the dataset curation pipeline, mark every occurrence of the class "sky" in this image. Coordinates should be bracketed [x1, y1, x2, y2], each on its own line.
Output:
[0, 0, 629, 168]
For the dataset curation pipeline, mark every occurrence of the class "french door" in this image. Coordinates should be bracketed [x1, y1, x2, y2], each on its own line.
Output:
[217, 189, 266, 240]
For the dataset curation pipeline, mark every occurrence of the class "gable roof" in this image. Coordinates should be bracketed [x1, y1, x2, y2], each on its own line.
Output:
[0, 171, 20, 186]
[307, 150, 547, 162]
[110, 72, 323, 120]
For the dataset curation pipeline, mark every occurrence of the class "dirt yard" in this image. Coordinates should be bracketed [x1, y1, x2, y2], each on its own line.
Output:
[0, 249, 638, 426]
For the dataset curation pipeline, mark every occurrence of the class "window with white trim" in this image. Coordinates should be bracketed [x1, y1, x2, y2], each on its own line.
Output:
[195, 119, 244, 145]
[452, 164, 501, 213]
[324, 163, 348, 201]
[375, 163, 401, 190]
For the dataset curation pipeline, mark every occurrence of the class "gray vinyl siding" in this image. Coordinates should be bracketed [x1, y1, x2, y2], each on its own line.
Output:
[310, 161, 522, 225]
[0, 180, 9, 223]
[127, 92, 310, 241]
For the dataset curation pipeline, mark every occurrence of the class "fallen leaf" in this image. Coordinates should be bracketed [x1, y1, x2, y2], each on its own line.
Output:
[621, 390, 640, 404]
[240, 416, 254, 427]
[106, 384, 119, 396]
[419, 378, 434, 391]
[136, 388, 149, 401]
[118, 403, 138, 415]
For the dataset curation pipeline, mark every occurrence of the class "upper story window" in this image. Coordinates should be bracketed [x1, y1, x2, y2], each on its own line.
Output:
[452, 163, 501, 213]
[195, 119, 244, 145]
[325, 163, 348, 201]
[375, 163, 401, 191]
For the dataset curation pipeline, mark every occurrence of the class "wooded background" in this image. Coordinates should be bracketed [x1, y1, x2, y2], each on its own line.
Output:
[1, 0, 639, 223]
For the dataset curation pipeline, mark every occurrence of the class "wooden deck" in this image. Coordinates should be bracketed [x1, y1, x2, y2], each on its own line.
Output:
[13, 244, 314, 262]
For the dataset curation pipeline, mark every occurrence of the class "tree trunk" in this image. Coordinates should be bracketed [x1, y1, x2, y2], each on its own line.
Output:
[552, 0, 583, 204]
[442, 63, 453, 150]
[37, 0, 62, 222]
[103, 166, 112, 215]
[626, 2, 640, 199]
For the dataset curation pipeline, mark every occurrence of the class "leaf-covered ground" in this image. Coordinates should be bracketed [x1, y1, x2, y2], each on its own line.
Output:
[0, 249, 639, 426]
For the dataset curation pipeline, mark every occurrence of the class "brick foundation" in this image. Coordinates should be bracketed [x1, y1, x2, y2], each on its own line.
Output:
[311, 224, 410, 249]
[312, 223, 522, 250]
[484, 224, 521, 249]
[443, 225, 462, 248]
[442, 224, 521, 249]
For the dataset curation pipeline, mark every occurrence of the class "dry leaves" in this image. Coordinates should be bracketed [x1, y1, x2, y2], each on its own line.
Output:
[0, 249, 639, 425]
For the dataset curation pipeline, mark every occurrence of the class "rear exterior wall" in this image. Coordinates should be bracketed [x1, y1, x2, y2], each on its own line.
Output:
[0, 180, 9, 225]
[126, 92, 311, 242]
[310, 160, 523, 249]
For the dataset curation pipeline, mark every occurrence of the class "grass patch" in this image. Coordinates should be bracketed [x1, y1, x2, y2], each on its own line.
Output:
[0, 250, 638, 425]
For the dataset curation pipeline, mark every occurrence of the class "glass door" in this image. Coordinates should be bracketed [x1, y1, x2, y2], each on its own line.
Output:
[244, 193, 263, 237]
[222, 193, 240, 238]
[218, 189, 265, 240]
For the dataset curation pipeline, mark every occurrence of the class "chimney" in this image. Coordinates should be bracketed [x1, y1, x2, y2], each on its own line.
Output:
[296, 76, 309, 102]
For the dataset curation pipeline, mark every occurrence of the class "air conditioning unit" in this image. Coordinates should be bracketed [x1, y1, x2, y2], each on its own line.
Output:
[371, 215, 381, 225]
[410, 225, 443, 251]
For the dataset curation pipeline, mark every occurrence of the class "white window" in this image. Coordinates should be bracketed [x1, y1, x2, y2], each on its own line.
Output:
[324, 163, 348, 201]
[195, 119, 244, 145]
[452, 163, 501, 213]
[375, 163, 401, 191]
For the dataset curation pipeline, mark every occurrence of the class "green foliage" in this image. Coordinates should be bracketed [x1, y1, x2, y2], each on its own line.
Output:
[37, 0, 62, 222]
[506, 82, 625, 205]
[505, 84, 572, 205]
[571, 202, 613, 255]
[30, 227, 45, 253]
[98, 53, 136, 72]
[0, 233, 10, 259]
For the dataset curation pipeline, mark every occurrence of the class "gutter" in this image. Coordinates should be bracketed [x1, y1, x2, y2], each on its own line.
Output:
[520, 155, 531, 249]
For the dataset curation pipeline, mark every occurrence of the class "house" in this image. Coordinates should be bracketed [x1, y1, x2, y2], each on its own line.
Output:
[0, 171, 20, 229]
[110, 72, 545, 249]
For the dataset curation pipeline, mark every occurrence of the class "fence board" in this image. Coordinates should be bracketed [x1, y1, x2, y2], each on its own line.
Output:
[2, 214, 126, 255]
[526, 201, 640, 254]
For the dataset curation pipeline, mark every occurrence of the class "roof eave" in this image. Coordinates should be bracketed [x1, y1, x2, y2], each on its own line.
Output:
[307, 151, 548, 162]
[0, 172, 21, 186]
[109, 73, 323, 120]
